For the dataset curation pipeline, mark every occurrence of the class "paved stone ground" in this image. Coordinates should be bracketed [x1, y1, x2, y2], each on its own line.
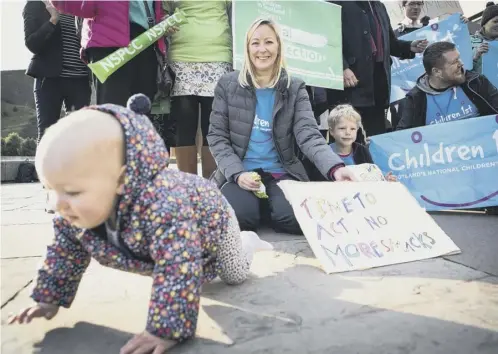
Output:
[1, 182, 497, 354]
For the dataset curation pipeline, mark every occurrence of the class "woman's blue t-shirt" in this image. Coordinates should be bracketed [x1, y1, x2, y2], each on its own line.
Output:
[243, 89, 285, 173]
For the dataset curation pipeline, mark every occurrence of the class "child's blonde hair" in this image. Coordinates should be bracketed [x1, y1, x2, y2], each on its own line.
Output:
[238, 18, 289, 89]
[328, 104, 367, 144]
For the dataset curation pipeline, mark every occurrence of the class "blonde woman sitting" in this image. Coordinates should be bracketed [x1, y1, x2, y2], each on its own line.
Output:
[207, 19, 356, 235]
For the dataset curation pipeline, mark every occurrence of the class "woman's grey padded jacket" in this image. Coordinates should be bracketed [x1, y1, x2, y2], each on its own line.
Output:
[207, 70, 343, 187]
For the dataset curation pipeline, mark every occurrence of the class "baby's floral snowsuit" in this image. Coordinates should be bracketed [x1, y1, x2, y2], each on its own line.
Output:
[31, 104, 250, 342]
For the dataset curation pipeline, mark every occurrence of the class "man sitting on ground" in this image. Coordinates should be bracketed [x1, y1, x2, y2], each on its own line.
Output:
[397, 41, 498, 130]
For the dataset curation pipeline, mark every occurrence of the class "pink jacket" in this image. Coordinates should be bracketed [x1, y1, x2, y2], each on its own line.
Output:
[50, 1, 166, 55]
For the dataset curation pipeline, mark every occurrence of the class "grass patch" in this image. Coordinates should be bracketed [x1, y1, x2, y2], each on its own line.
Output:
[1, 101, 37, 139]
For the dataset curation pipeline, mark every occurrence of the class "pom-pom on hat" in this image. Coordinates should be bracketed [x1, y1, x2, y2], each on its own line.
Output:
[126, 94, 152, 115]
[481, 2, 498, 27]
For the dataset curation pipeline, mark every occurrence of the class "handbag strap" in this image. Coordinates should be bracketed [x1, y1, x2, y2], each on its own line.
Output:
[143, 1, 155, 28]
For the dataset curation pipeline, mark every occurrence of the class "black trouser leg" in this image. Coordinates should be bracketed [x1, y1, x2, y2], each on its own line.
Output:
[355, 105, 387, 137]
[267, 177, 302, 235]
[34, 78, 64, 144]
[61, 76, 92, 114]
[221, 182, 261, 231]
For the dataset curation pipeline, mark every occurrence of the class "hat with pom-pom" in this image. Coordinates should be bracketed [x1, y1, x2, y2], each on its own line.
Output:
[126, 93, 152, 115]
[482, 2, 498, 27]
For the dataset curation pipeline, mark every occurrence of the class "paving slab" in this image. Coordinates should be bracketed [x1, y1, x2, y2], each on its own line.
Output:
[431, 212, 498, 276]
[1, 258, 41, 306]
[1, 183, 497, 354]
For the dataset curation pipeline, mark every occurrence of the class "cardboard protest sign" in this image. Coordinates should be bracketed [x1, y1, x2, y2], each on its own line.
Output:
[278, 180, 461, 274]
[346, 164, 386, 182]
[369, 115, 498, 211]
[232, 0, 343, 89]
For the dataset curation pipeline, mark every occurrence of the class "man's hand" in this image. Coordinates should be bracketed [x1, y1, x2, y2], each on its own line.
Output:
[410, 39, 429, 53]
[333, 167, 358, 182]
[120, 331, 177, 354]
[460, 14, 469, 23]
[236, 172, 261, 191]
[343, 68, 359, 88]
[474, 42, 489, 60]
[8, 303, 59, 324]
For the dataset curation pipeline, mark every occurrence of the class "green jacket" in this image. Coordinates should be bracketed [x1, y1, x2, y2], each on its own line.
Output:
[164, 0, 232, 63]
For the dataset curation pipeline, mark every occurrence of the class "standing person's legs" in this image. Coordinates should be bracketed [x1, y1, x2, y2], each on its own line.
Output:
[354, 106, 386, 137]
[172, 95, 199, 175]
[266, 177, 302, 235]
[33, 78, 64, 144]
[132, 44, 158, 104]
[354, 63, 390, 137]
[61, 77, 92, 114]
[150, 113, 175, 154]
[87, 47, 133, 106]
[220, 182, 261, 231]
[199, 96, 216, 178]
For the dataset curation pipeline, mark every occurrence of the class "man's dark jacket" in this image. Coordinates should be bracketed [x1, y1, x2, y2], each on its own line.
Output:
[397, 71, 498, 130]
[327, 1, 415, 108]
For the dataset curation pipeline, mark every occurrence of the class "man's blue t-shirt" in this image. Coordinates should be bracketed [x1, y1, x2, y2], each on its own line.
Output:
[329, 143, 355, 166]
[425, 87, 479, 125]
[243, 89, 285, 173]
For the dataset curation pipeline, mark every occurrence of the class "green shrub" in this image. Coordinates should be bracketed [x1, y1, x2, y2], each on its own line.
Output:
[2, 132, 22, 156]
[20, 137, 37, 156]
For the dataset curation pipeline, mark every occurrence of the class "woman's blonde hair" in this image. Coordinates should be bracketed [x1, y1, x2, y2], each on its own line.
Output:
[328, 104, 367, 143]
[238, 18, 289, 89]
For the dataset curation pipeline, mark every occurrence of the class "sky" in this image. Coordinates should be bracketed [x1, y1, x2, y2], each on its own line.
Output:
[0, 0, 492, 72]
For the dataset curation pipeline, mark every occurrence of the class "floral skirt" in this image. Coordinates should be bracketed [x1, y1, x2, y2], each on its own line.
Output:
[170, 61, 233, 97]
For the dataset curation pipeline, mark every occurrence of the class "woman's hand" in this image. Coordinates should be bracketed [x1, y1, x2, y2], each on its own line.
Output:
[474, 42, 489, 60]
[385, 172, 398, 182]
[160, 14, 180, 36]
[8, 303, 59, 324]
[410, 39, 429, 53]
[343, 68, 359, 88]
[43, 1, 59, 24]
[333, 167, 358, 182]
[236, 172, 261, 191]
[120, 331, 176, 354]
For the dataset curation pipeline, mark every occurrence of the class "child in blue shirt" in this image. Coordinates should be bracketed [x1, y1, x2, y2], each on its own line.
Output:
[328, 104, 397, 181]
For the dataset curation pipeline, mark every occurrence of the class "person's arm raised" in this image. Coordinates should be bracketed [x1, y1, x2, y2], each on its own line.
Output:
[23, 1, 58, 55]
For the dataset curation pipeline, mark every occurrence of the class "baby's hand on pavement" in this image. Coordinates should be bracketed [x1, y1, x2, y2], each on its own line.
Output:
[8, 303, 59, 324]
[120, 331, 177, 354]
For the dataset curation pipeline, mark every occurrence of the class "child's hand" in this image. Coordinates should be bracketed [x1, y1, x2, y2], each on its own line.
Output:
[385, 172, 398, 182]
[120, 331, 176, 354]
[7, 303, 59, 324]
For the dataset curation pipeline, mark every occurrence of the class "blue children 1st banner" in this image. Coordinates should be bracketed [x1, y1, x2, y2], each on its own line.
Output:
[369, 115, 498, 211]
[390, 14, 473, 103]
